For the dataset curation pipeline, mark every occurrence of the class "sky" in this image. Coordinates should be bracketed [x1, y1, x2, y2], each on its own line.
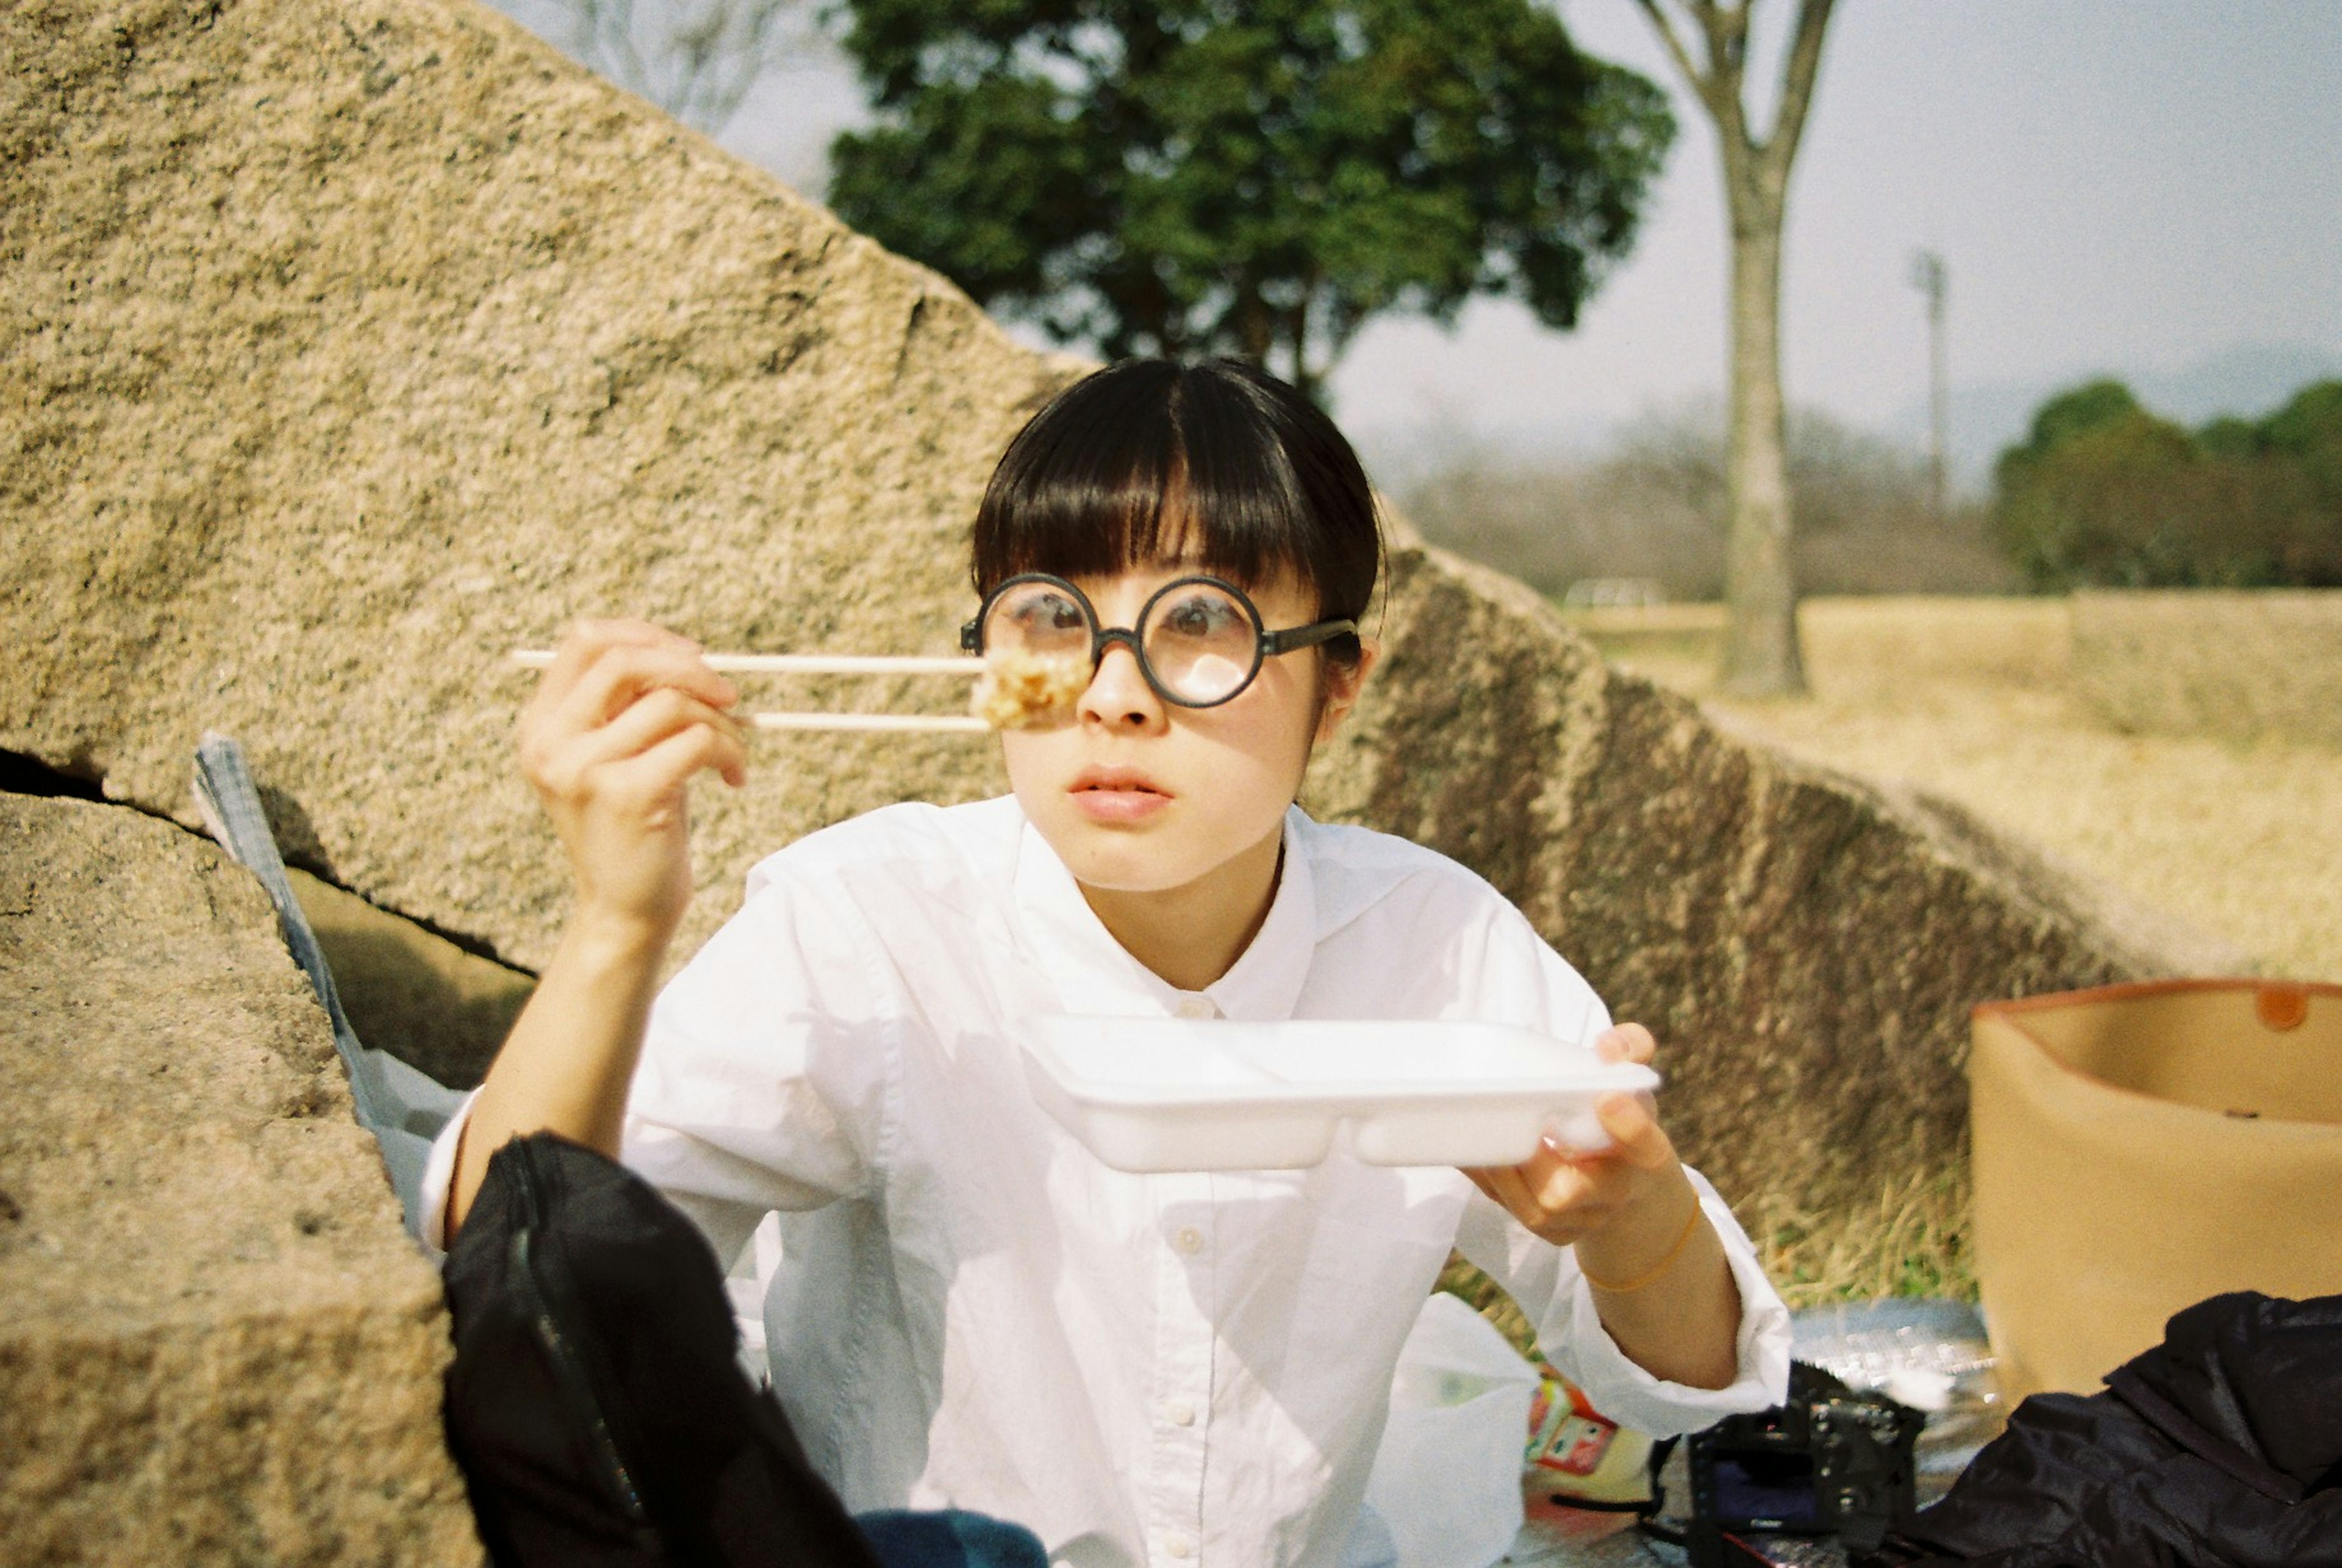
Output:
[518, 0, 2342, 490]
[1324, 1, 2342, 485]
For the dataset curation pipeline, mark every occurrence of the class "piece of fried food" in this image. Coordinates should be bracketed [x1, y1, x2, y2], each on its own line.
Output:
[972, 650, 1090, 730]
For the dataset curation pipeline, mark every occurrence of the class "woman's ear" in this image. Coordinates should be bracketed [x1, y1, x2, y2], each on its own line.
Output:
[1313, 642, 1377, 744]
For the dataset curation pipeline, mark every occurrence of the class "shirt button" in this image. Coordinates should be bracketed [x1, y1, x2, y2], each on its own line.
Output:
[1172, 1225, 1203, 1255]
[1166, 1398, 1196, 1427]
[1174, 995, 1213, 1019]
[1164, 1533, 1194, 1559]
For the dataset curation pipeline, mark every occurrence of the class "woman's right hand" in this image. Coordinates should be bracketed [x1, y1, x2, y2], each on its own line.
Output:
[517, 619, 747, 949]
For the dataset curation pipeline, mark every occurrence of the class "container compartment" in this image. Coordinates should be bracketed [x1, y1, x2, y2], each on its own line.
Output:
[1022, 1016, 1656, 1173]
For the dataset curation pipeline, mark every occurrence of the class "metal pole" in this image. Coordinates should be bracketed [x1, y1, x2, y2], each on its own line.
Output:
[1910, 250, 1949, 519]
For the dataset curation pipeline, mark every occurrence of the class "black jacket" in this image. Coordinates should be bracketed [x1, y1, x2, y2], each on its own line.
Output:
[1886, 1291, 2342, 1567]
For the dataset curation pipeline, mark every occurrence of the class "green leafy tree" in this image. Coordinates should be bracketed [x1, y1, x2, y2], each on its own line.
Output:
[2261, 382, 2342, 493]
[2256, 381, 2342, 582]
[1992, 378, 2342, 590]
[823, 0, 1674, 398]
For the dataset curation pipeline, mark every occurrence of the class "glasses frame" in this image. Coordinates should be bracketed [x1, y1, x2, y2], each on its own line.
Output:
[959, 572, 1358, 711]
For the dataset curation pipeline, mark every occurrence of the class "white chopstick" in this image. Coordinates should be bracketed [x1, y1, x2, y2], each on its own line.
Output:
[510, 649, 984, 676]
[751, 712, 990, 734]
[507, 647, 996, 736]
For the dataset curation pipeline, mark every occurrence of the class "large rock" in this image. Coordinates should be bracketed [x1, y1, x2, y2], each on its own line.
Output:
[1, 0, 1059, 976]
[0, 0, 2220, 1240]
[0, 792, 481, 1564]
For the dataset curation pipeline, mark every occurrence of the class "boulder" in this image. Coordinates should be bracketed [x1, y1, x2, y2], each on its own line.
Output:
[0, 0, 2222, 1245]
[0, 792, 481, 1564]
[1, 0, 1059, 976]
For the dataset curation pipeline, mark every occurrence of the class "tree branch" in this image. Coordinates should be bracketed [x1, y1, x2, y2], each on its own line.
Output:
[1760, 0, 1836, 179]
[1635, 1, 1747, 160]
[1630, 0, 1706, 97]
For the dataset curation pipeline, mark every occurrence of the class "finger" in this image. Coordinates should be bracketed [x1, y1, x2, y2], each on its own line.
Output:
[557, 689, 747, 786]
[1594, 1022, 1656, 1067]
[592, 719, 750, 818]
[532, 618, 697, 709]
[523, 623, 716, 758]
[551, 642, 740, 739]
[1472, 1162, 1546, 1228]
[1594, 1090, 1675, 1171]
[542, 716, 747, 804]
[1532, 1157, 1603, 1216]
[1509, 1155, 1614, 1236]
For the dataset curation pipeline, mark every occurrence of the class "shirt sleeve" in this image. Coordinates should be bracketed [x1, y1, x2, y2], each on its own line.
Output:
[1446, 891, 1794, 1436]
[1453, 1170, 1792, 1438]
[410, 858, 893, 1272]
[618, 868, 890, 1265]
[413, 1086, 482, 1258]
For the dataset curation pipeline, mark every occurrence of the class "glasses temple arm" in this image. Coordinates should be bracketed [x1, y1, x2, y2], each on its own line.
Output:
[1262, 617, 1359, 657]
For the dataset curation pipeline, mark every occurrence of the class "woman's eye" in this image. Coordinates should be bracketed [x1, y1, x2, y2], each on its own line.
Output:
[1012, 594, 1084, 634]
[1161, 595, 1237, 639]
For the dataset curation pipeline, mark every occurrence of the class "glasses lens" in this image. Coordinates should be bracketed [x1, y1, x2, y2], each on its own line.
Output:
[1143, 582, 1259, 704]
[983, 579, 1094, 662]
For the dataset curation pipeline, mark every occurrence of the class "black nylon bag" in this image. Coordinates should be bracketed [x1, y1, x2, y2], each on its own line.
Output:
[441, 1132, 890, 1568]
[1881, 1291, 2342, 1568]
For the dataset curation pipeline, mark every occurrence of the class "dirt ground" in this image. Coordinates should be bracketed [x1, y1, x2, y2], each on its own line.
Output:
[1575, 596, 2342, 985]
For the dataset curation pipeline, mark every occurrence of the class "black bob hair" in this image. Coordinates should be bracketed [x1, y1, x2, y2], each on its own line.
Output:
[970, 359, 1381, 667]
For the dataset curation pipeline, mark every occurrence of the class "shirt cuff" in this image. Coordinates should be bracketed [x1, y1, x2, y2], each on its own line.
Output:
[1539, 1169, 1792, 1438]
[412, 1087, 482, 1261]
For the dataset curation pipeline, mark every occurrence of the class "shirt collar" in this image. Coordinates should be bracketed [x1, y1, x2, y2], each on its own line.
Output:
[1011, 806, 1316, 1023]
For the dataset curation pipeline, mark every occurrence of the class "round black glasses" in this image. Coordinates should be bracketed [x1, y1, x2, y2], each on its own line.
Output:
[959, 573, 1358, 710]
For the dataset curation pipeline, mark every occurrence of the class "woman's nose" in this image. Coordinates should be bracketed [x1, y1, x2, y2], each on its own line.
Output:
[1079, 641, 1164, 729]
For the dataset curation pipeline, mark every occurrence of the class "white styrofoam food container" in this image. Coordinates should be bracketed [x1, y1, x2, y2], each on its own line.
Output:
[1020, 1016, 1660, 1173]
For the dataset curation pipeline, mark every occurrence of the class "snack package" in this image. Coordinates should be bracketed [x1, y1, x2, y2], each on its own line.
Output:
[1524, 1367, 1653, 1507]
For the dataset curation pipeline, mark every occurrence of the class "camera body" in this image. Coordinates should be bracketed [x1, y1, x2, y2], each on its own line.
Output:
[1683, 1361, 1922, 1566]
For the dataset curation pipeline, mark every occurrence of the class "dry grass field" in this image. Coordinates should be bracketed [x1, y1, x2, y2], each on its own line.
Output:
[1577, 596, 2342, 985]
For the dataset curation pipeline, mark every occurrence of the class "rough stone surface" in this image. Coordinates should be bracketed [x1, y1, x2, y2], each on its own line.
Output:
[0, 793, 481, 1565]
[1, 0, 1064, 975]
[2072, 589, 2342, 748]
[0, 0, 2218, 1240]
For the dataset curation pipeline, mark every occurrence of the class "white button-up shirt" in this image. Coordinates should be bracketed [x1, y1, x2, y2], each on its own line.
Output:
[423, 797, 1789, 1568]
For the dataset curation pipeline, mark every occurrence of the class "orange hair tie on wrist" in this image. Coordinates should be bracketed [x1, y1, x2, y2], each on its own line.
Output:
[1578, 1203, 1706, 1294]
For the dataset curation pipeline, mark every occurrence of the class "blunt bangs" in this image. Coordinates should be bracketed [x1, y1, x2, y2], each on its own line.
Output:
[971, 360, 1381, 650]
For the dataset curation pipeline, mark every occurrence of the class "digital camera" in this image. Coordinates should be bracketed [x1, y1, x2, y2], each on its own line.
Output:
[1680, 1361, 1923, 1566]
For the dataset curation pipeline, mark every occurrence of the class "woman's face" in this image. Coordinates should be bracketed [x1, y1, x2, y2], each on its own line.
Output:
[999, 563, 1366, 903]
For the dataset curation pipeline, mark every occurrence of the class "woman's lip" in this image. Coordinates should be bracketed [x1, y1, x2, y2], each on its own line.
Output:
[1070, 788, 1170, 824]
[1069, 771, 1172, 823]
[1070, 767, 1171, 797]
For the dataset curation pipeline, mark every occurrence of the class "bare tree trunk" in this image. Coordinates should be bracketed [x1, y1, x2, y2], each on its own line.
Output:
[1633, 0, 1835, 698]
[1721, 182, 1803, 693]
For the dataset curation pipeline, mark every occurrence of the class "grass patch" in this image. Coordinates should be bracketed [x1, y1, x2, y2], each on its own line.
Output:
[1747, 1168, 1975, 1310]
[1436, 1251, 1542, 1360]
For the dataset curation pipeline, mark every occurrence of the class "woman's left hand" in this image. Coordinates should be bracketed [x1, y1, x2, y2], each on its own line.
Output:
[1461, 1023, 1693, 1256]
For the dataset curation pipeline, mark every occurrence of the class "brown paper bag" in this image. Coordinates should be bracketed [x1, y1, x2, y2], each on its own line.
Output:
[1968, 979, 2342, 1402]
